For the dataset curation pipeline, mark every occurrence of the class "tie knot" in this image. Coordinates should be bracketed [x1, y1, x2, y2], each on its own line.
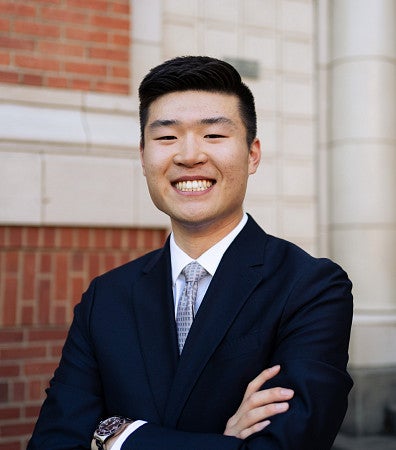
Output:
[182, 261, 208, 283]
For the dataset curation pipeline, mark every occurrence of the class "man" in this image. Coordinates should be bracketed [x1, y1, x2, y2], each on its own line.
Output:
[28, 56, 353, 450]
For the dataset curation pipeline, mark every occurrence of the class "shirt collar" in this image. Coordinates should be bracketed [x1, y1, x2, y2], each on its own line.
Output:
[170, 213, 248, 284]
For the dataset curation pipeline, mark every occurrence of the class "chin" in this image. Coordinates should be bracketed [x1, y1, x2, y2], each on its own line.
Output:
[171, 212, 213, 227]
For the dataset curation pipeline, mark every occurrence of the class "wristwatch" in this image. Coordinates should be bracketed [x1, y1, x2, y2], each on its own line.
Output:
[93, 416, 133, 450]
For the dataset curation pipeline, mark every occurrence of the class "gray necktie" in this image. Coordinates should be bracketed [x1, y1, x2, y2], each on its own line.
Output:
[176, 261, 208, 354]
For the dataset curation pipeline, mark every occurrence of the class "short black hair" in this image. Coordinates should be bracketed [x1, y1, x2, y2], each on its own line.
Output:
[138, 56, 257, 147]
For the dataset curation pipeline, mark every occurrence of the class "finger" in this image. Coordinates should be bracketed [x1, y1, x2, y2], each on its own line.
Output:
[254, 400, 290, 421]
[239, 419, 271, 440]
[244, 365, 281, 399]
[232, 386, 294, 427]
[237, 400, 290, 431]
[237, 387, 294, 418]
[249, 387, 294, 407]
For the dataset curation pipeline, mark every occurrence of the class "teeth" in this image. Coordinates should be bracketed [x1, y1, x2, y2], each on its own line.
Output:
[175, 180, 213, 192]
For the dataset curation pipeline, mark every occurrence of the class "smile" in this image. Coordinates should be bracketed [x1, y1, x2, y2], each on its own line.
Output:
[174, 180, 214, 192]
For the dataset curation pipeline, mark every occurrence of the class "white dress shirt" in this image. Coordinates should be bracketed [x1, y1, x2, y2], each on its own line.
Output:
[112, 214, 248, 448]
[171, 213, 248, 316]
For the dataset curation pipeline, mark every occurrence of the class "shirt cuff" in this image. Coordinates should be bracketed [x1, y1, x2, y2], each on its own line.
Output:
[110, 420, 147, 450]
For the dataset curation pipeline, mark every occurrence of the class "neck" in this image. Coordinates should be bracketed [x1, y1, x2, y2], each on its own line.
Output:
[171, 214, 243, 259]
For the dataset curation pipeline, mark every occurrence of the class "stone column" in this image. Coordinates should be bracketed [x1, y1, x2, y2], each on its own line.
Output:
[328, 0, 396, 435]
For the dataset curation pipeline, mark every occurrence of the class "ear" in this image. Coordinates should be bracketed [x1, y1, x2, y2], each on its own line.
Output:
[248, 138, 261, 175]
[139, 141, 146, 177]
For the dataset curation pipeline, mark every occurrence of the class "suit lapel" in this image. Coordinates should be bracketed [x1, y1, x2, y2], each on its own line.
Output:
[164, 217, 268, 427]
[131, 241, 179, 420]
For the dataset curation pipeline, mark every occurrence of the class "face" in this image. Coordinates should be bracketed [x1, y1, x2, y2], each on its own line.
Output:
[140, 90, 261, 235]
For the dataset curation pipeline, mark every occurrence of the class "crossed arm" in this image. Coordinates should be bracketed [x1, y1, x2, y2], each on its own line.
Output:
[29, 258, 353, 450]
[100, 365, 294, 450]
[223, 365, 293, 439]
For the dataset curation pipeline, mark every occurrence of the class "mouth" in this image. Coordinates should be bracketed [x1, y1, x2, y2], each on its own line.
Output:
[173, 179, 215, 192]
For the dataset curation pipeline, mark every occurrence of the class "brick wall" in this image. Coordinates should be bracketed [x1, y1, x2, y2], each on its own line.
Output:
[0, 225, 167, 449]
[0, 0, 130, 93]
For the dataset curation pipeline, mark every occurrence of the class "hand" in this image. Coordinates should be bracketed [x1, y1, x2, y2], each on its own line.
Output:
[103, 434, 118, 450]
[223, 365, 294, 440]
[90, 434, 122, 450]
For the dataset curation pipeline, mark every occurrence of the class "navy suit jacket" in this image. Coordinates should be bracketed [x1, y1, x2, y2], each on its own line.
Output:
[28, 216, 353, 449]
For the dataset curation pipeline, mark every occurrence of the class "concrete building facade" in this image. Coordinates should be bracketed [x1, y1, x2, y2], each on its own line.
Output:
[317, 0, 396, 436]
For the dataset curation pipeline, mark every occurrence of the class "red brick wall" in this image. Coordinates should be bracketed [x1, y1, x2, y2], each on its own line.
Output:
[0, 0, 130, 93]
[0, 225, 167, 450]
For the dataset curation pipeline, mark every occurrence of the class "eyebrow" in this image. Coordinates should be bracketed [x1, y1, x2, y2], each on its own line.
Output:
[148, 116, 236, 130]
[200, 116, 236, 126]
[148, 119, 181, 130]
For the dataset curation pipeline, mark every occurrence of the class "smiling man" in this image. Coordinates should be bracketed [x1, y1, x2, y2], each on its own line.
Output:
[28, 56, 353, 450]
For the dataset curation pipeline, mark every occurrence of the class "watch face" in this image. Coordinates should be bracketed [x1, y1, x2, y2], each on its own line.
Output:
[96, 416, 125, 436]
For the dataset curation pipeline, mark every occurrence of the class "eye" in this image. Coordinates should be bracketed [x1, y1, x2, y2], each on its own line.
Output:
[155, 135, 177, 141]
[205, 134, 226, 139]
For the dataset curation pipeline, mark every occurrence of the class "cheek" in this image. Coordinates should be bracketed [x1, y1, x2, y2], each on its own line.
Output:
[143, 148, 170, 172]
[141, 157, 162, 178]
[141, 163, 147, 177]
[221, 160, 250, 194]
[221, 155, 250, 179]
[143, 159, 170, 195]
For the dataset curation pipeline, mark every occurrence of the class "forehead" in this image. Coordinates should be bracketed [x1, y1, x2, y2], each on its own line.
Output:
[146, 90, 242, 125]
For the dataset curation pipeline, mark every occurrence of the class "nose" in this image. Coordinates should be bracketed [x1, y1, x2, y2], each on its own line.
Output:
[173, 135, 207, 167]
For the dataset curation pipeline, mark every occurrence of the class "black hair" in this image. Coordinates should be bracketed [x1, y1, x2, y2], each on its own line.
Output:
[138, 56, 257, 147]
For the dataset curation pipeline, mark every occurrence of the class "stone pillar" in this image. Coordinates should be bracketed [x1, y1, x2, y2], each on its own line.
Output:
[328, 0, 396, 435]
